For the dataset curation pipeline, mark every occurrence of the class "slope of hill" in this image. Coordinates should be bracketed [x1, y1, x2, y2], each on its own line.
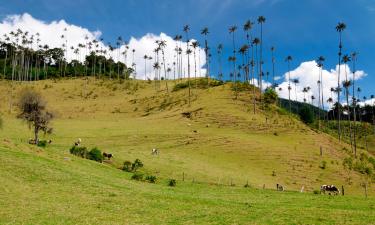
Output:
[0, 78, 374, 224]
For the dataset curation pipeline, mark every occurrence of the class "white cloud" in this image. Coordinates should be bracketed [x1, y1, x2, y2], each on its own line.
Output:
[0, 13, 207, 80]
[275, 61, 366, 107]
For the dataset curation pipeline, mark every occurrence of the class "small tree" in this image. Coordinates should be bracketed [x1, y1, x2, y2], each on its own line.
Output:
[132, 159, 143, 172]
[17, 89, 54, 144]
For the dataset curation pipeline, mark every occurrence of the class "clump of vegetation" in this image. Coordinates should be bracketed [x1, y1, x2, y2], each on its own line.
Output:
[0, 116, 3, 129]
[263, 88, 278, 105]
[313, 190, 320, 195]
[173, 79, 223, 92]
[87, 147, 103, 162]
[145, 175, 157, 183]
[168, 179, 177, 187]
[131, 173, 144, 181]
[299, 105, 314, 124]
[131, 159, 144, 172]
[70, 146, 88, 158]
[37, 140, 48, 148]
[122, 161, 133, 172]
[272, 171, 276, 176]
[320, 160, 327, 169]
[17, 88, 54, 144]
[69, 146, 103, 163]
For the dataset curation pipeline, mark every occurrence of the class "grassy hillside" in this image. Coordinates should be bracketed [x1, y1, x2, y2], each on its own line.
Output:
[0, 78, 374, 224]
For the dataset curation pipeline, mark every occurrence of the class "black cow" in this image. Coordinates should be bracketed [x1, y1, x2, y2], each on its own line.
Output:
[321, 185, 340, 195]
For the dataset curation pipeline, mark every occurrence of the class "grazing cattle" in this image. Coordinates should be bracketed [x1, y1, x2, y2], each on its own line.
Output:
[151, 148, 159, 155]
[277, 183, 284, 191]
[74, 138, 82, 146]
[320, 185, 340, 195]
[103, 152, 113, 160]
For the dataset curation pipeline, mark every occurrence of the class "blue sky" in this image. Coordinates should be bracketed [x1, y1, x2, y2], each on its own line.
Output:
[1, 0, 374, 101]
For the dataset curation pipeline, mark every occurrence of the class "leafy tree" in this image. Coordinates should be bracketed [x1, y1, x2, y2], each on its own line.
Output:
[131, 159, 144, 172]
[17, 89, 54, 144]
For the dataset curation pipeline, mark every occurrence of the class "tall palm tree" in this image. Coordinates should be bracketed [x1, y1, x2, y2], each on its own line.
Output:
[143, 55, 148, 80]
[244, 20, 253, 83]
[285, 55, 293, 112]
[342, 54, 353, 151]
[252, 37, 260, 114]
[239, 45, 249, 83]
[191, 41, 199, 88]
[257, 16, 266, 93]
[292, 78, 299, 102]
[351, 52, 358, 155]
[229, 25, 238, 99]
[158, 40, 169, 92]
[183, 25, 191, 106]
[336, 22, 346, 141]
[217, 44, 223, 80]
[201, 27, 210, 84]
[271, 46, 276, 87]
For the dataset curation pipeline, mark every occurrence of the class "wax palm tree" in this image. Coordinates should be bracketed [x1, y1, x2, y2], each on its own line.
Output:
[186, 48, 192, 105]
[143, 55, 148, 80]
[239, 44, 249, 83]
[191, 41, 199, 88]
[158, 40, 169, 92]
[351, 52, 358, 154]
[257, 16, 266, 93]
[285, 55, 293, 112]
[217, 44, 223, 80]
[292, 78, 299, 102]
[271, 46, 276, 87]
[229, 25, 238, 99]
[244, 20, 253, 83]
[201, 27, 210, 84]
[317, 56, 325, 114]
[342, 54, 353, 150]
[336, 22, 346, 141]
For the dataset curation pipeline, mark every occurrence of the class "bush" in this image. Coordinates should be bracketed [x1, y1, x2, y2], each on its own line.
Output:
[37, 140, 48, 148]
[299, 105, 314, 124]
[131, 173, 144, 181]
[70, 146, 88, 158]
[123, 161, 132, 172]
[132, 159, 144, 172]
[145, 175, 157, 183]
[313, 190, 320, 195]
[172, 82, 190, 92]
[263, 88, 278, 105]
[168, 179, 176, 187]
[320, 160, 327, 169]
[87, 147, 103, 162]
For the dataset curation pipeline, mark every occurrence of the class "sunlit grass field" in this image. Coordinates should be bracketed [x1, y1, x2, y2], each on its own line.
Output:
[0, 78, 374, 224]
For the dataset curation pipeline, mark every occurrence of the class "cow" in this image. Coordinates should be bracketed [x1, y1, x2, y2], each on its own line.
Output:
[320, 185, 340, 195]
[103, 152, 113, 160]
[151, 148, 159, 155]
[74, 138, 82, 146]
[277, 183, 284, 191]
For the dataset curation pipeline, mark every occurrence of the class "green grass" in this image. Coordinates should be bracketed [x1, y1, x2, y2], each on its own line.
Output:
[0, 78, 374, 224]
[0, 143, 374, 225]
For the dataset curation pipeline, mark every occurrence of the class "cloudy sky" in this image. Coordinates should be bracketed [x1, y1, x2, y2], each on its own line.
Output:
[0, 0, 374, 106]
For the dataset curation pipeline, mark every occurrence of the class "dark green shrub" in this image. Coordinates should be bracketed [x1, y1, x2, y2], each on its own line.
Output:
[173, 82, 190, 92]
[131, 173, 144, 181]
[131, 159, 143, 172]
[123, 161, 132, 172]
[168, 179, 176, 187]
[145, 175, 157, 183]
[37, 140, 48, 148]
[87, 147, 103, 162]
[70, 146, 88, 158]
[313, 190, 320, 195]
[299, 106, 314, 124]
[263, 88, 278, 105]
